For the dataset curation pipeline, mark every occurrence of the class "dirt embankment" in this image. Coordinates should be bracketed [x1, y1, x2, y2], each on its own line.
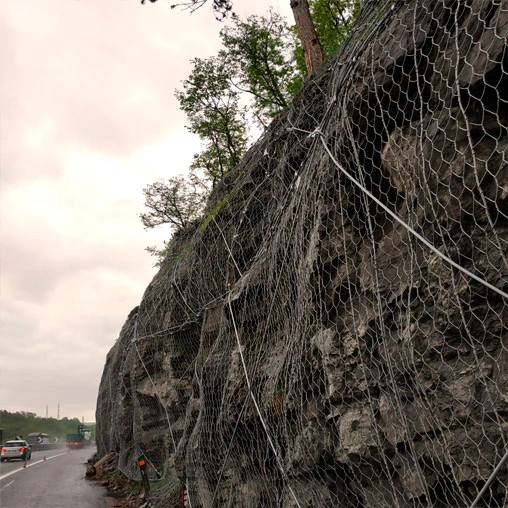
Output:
[86, 451, 152, 508]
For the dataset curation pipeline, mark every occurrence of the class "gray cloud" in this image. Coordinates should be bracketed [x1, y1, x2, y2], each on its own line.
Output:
[0, 0, 292, 422]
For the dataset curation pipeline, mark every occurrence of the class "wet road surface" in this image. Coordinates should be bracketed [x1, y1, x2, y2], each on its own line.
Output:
[0, 447, 110, 508]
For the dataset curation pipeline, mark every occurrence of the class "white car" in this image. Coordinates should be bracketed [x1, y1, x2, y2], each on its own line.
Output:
[1, 440, 32, 461]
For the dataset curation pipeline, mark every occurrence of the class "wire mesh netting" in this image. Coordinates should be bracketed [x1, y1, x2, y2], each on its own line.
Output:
[96, 0, 508, 506]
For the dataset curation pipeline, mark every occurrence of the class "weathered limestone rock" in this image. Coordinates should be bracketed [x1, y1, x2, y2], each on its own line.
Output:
[96, 1, 508, 506]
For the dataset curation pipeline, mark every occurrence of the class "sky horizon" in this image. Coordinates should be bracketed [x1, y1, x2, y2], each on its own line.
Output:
[0, 0, 293, 423]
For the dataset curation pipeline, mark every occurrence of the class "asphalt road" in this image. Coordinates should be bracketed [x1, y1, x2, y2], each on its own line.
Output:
[0, 447, 110, 508]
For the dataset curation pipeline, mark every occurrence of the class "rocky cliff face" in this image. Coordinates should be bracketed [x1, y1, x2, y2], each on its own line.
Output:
[96, 1, 508, 506]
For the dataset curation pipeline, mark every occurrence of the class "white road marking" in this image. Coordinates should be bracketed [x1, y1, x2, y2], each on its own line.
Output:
[4, 480, 15, 488]
[0, 452, 69, 481]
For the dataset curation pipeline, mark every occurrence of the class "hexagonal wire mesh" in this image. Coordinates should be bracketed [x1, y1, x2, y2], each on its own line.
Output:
[96, 1, 508, 506]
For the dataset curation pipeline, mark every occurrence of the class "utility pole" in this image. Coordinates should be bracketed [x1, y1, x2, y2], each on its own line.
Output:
[57, 402, 60, 420]
[45, 405, 48, 419]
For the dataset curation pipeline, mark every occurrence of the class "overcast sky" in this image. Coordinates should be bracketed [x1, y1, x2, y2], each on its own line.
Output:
[0, 0, 292, 423]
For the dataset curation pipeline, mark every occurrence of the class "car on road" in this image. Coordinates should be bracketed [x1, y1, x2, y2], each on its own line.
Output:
[1, 440, 32, 461]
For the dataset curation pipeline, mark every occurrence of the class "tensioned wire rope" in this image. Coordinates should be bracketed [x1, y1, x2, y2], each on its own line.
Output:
[315, 128, 508, 508]
[133, 320, 178, 455]
[315, 132, 508, 302]
[209, 213, 303, 507]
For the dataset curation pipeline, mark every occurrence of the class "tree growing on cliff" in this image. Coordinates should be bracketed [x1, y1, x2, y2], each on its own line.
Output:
[219, 10, 298, 126]
[140, 176, 205, 231]
[290, 0, 323, 74]
[292, 0, 362, 76]
[140, 1, 361, 263]
[312, 0, 361, 54]
[175, 55, 248, 188]
[141, 11, 299, 264]
[174, 10, 300, 191]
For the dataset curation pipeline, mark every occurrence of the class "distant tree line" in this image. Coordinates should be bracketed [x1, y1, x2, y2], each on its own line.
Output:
[0, 410, 95, 443]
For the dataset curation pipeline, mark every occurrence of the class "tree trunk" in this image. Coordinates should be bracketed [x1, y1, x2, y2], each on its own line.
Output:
[290, 0, 323, 75]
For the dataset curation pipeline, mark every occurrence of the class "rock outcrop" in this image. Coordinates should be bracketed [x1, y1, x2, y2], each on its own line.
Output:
[96, 1, 508, 506]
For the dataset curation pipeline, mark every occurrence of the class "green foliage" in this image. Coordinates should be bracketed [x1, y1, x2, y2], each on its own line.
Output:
[140, 176, 206, 231]
[0, 410, 93, 443]
[198, 189, 236, 233]
[142, 3, 361, 262]
[175, 57, 248, 187]
[145, 241, 174, 267]
[311, 0, 361, 56]
[292, 0, 362, 78]
[141, 177, 204, 266]
[219, 11, 299, 126]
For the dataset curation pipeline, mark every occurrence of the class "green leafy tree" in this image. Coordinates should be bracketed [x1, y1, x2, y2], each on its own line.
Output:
[144, 241, 172, 266]
[175, 56, 248, 187]
[0, 410, 88, 443]
[142, 13, 299, 264]
[290, 0, 323, 74]
[219, 11, 299, 125]
[140, 176, 205, 230]
[141, 176, 206, 264]
[311, 0, 361, 55]
[140, 1, 361, 264]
